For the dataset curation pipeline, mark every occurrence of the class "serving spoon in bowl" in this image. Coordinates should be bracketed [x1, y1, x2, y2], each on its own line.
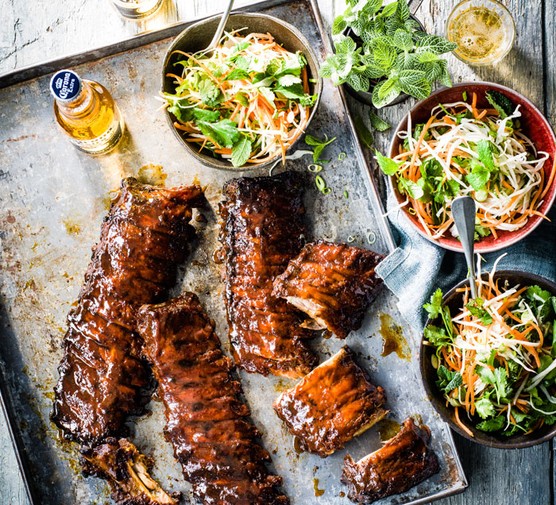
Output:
[205, 0, 235, 55]
[452, 196, 478, 298]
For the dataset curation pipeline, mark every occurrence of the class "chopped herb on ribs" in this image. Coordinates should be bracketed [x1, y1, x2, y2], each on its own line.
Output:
[52, 177, 204, 445]
[273, 241, 384, 338]
[219, 172, 317, 378]
[274, 346, 387, 457]
[342, 417, 440, 504]
[137, 293, 289, 505]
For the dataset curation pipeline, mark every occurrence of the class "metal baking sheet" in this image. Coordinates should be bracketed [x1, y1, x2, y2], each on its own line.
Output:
[0, 0, 467, 503]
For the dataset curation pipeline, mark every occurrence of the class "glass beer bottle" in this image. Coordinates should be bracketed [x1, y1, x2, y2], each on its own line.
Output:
[50, 69, 125, 155]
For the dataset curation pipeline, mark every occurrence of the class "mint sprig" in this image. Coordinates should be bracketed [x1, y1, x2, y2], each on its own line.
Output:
[321, 0, 457, 108]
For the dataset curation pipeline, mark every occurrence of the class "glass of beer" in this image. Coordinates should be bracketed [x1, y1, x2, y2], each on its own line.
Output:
[446, 0, 516, 66]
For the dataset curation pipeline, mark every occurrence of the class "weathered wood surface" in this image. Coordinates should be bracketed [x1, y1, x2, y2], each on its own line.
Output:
[0, 1, 554, 504]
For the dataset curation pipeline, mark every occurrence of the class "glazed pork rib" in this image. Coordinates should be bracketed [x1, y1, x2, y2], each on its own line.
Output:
[220, 172, 316, 378]
[341, 417, 440, 504]
[82, 438, 178, 505]
[272, 241, 384, 338]
[137, 293, 289, 505]
[273, 346, 387, 457]
[52, 177, 204, 445]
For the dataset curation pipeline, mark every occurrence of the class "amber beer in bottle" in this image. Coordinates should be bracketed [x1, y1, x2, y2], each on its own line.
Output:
[50, 69, 125, 154]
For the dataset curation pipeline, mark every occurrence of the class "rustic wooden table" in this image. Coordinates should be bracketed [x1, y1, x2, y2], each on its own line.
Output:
[0, 0, 553, 504]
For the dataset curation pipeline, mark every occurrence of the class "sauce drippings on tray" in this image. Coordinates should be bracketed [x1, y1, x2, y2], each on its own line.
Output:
[313, 478, 325, 497]
[137, 164, 167, 186]
[379, 313, 411, 361]
[376, 418, 401, 441]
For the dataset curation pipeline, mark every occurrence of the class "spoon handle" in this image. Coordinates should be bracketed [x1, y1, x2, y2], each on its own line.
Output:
[452, 196, 478, 299]
[208, 0, 235, 51]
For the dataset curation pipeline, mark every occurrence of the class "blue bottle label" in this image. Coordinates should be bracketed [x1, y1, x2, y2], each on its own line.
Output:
[50, 70, 82, 101]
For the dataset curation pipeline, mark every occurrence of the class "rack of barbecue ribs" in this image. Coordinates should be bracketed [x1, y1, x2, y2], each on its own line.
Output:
[219, 172, 317, 378]
[341, 417, 440, 504]
[52, 177, 204, 445]
[272, 241, 384, 338]
[273, 347, 387, 457]
[137, 293, 289, 505]
[82, 438, 178, 505]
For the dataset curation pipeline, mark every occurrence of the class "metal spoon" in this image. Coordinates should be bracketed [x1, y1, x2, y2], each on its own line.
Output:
[206, 0, 235, 54]
[452, 196, 478, 298]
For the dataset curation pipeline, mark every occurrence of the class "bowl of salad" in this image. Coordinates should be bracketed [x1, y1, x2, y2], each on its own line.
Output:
[421, 269, 556, 448]
[161, 13, 321, 171]
[377, 82, 556, 252]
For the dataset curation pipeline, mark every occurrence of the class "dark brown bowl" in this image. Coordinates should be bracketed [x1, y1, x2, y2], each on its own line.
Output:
[420, 270, 556, 449]
[388, 82, 556, 253]
[161, 13, 322, 171]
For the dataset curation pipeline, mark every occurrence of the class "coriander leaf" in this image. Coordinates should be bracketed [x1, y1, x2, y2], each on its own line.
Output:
[493, 368, 509, 403]
[225, 68, 250, 81]
[369, 110, 391, 131]
[374, 151, 401, 175]
[465, 162, 490, 191]
[191, 108, 220, 122]
[424, 324, 452, 348]
[475, 397, 496, 419]
[466, 297, 493, 325]
[485, 90, 514, 118]
[167, 98, 192, 122]
[354, 115, 374, 148]
[424, 288, 444, 319]
[436, 365, 463, 394]
[476, 415, 505, 433]
[231, 136, 252, 167]
[278, 74, 302, 87]
[197, 119, 239, 148]
[198, 79, 222, 106]
[477, 140, 495, 171]
[398, 177, 425, 199]
[477, 366, 496, 385]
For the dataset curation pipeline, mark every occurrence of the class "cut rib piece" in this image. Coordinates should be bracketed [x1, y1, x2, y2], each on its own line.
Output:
[82, 438, 178, 505]
[52, 177, 204, 445]
[272, 241, 384, 338]
[341, 417, 440, 504]
[219, 172, 317, 378]
[137, 293, 289, 505]
[273, 346, 387, 457]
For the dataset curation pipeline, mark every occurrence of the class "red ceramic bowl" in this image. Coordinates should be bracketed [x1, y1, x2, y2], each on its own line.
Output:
[388, 82, 556, 253]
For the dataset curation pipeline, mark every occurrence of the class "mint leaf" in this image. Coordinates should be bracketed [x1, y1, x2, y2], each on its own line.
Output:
[197, 119, 239, 148]
[372, 38, 397, 70]
[398, 69, 431, 99]
[485, 90, 514, 118]
[372, 77, 401, 108]
[191, 108, 220, 122]
[369, 110, 390, 131]
[231, 136, 252, 167]
[375, 150, 401, 175]
[332, 15, 347, 35]
[354, 115, 374, 148]
[436, 365, 462, 394]
[393, 29, 413, 51]
[305, 134, 336, 162]
[416, 34, 458, 55]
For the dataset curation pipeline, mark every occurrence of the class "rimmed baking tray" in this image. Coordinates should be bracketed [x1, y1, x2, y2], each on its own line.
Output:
[0, 0, 466, 503]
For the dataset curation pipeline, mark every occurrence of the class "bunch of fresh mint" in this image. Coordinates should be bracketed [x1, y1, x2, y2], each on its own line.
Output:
[320, 0, 457, 108]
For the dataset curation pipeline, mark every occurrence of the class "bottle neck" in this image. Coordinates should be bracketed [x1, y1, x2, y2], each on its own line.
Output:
[56, 80, 96, 118]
